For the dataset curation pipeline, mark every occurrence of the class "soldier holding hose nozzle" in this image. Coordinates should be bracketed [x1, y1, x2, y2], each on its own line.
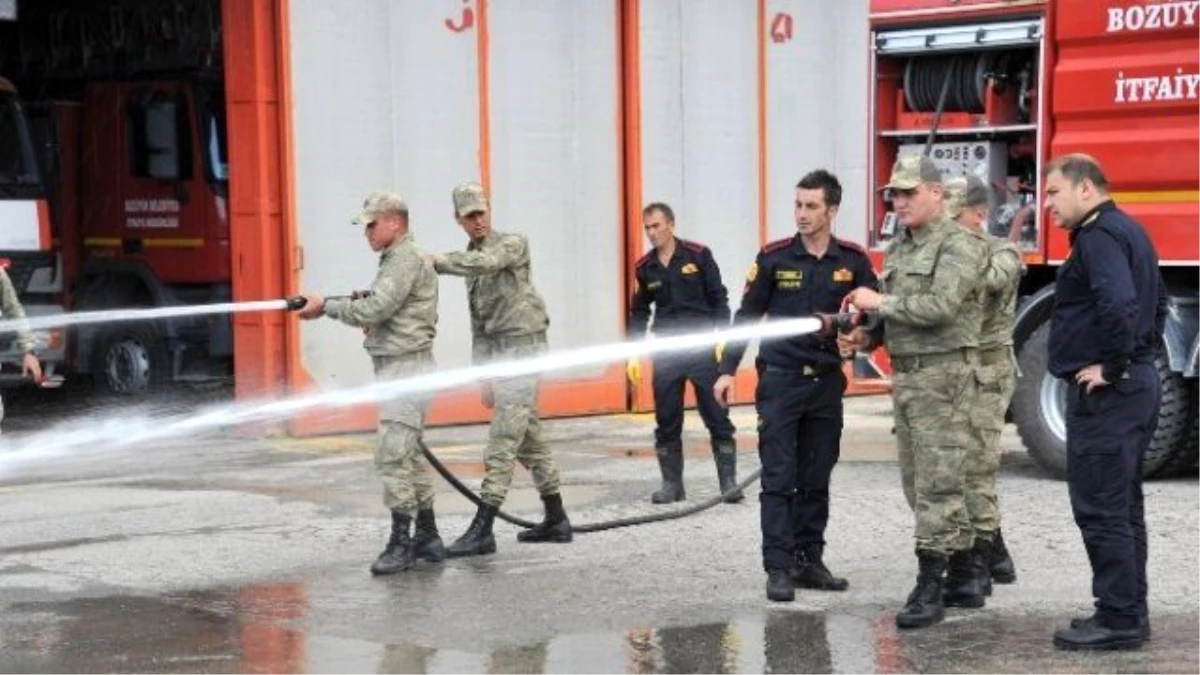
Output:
[714, 170, 878, 603]
[292, 191, 445, 577]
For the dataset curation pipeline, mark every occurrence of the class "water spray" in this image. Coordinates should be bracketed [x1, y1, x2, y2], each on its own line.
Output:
[0, 299, 293, 335]
[0, 297, 873, 533]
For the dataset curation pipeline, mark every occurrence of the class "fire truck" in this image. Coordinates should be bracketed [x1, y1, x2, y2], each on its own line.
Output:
[0, 0, 230, 396]
[866, 0, 1199, 477]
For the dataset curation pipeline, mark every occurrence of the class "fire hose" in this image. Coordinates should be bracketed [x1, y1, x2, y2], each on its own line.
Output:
[287, 294, 875, 534]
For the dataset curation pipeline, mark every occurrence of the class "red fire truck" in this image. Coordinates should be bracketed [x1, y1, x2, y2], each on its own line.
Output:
[0, 0, 230, 396]
[866, 0, 1199, 477]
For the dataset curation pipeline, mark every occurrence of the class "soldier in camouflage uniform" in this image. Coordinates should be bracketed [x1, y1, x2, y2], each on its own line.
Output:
[430, 182, 572, 557]
[945, 175, 1023, 589]
[841, 155, 988, 629]
[296, 191, 444, 576]
[0, 267, 43, 430]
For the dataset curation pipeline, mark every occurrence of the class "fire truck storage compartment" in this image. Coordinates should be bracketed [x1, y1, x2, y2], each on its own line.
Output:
[871, 17, 1043, 251]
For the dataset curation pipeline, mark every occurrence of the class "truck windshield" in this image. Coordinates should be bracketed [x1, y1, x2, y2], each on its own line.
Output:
[0, 92, 40, 186]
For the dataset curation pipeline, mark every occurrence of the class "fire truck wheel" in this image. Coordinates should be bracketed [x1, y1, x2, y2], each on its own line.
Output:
[1012, 321, 1192, 480]
[91, 323, 169, 397]
[1150, 380, 1199, 478]
[1144, 358, 1190, 477]
[1011, 323, 1068, 478]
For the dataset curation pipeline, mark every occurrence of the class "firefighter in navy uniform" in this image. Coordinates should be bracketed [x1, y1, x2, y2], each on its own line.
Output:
[628, 202, 740, 504]
[715, 171, 878, 602]
[1043, 154, 1166, 651]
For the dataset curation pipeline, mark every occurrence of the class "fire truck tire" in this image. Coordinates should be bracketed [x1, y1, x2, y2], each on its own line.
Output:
[91, 323, 169, 397]
[1012, 322, 1191, 479]
[1012, 323, 1068, 478]
[1144, 359, 1190, 477]
[1152, 381, 1199, 477]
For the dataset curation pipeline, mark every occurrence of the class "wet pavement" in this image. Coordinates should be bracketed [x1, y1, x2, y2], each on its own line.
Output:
[0, 394, 1196, 673]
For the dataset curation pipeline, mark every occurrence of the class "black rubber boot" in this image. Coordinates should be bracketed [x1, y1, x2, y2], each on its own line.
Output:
[517, 492, 573, 543]
[370, 510, 415, 576]
[990, 528, 1017, 584]
[651, 442, 686, 504]
[713, 441, 744, 503]
[766, 569, 795, 602]
[791, 545, 849, 591]
[944, 547, 987, 608]
[896, 551, 947, 629]
[411, 508, 446, 563]
[446, 503, 498, 558]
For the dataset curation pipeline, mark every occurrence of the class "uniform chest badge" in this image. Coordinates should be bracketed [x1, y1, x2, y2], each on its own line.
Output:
[681, 263, 699, 274]
[832, 268, 854, 282]
[647, 281, 662, 290]
[746, 263, 758, 282]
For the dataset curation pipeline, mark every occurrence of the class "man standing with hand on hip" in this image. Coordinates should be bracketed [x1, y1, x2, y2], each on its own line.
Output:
[1042, 154, 1164, 651]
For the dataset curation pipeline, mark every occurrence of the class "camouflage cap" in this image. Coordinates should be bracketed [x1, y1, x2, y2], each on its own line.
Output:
[353, 191, 408, 226]
[945, 174, 990, 217]
[452, 182, 489, 217]
[882, 154, 942, 191]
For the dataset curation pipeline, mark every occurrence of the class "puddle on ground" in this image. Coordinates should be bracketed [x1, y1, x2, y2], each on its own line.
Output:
[0, 583, 1194, 674]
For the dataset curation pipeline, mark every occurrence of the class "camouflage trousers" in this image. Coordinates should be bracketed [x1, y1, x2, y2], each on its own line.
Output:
[373, 351, 436, 516]
[965, 349, 1017, 540]
[479, 336, 562, 506]
[892, 357, 978, 555]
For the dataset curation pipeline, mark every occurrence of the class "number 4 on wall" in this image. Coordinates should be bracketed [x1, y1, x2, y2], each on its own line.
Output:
[770, 12, 794, 44]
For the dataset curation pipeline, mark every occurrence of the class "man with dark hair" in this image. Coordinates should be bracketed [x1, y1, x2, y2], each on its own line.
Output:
[628, 202, 740, 504]
[1043, 153, 1164, 651]
[716, 169, 877, 601]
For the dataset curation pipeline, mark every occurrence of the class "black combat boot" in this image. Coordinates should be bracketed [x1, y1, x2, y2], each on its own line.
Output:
[370, 510, 415, 576]
[791, 545, 849, 591]
[712, 441, 744, 503]
[989, 528, 1016, 584]
[896, 551, 947, 629]
[943, 547, 987, 608]
[973, 538, 994, 597]
[411, 508, 446, 563]
[766, 569, 795, 602]
[651, 442, 686, 504]
[517, 492, 573, 543]
[446, 503, 498, 558]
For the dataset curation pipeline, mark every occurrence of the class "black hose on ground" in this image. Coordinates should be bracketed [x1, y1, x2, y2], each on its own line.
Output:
[419, 440, 762, 534]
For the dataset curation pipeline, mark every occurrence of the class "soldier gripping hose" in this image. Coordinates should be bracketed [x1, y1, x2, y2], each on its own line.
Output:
[294, 191, 444, 576]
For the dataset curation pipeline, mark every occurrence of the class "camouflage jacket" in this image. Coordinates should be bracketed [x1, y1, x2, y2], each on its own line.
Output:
[0, 268, 35, 353]
[435, 230, 550, 364]
[323, 233, 438, 357]
[978, 236, 1023, 349]
[874, 214, 987, 357]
